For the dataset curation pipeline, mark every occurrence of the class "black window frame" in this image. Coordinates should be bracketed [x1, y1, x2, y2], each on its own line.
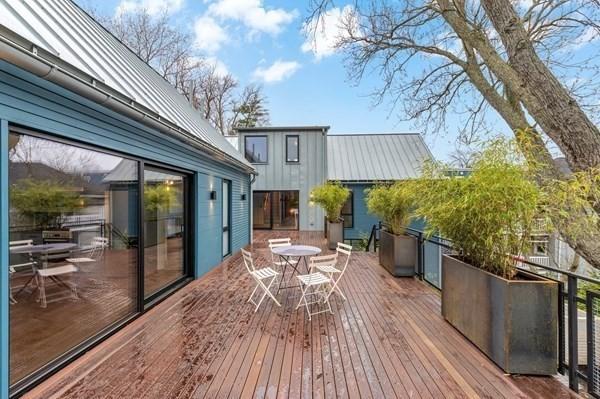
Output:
[244, 135, 269, 164]
[285, 135, 300, 163]
[341, 190, 354, 228]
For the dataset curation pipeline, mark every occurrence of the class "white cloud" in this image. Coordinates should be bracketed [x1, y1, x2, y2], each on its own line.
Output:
[253, 60, 301, 83]
[194, 16, 228, 53]
[204, 56, 229, 77]
[116, 0, 184, 16]
[301, 5, 356, 61]
[207, 0, 297, 35]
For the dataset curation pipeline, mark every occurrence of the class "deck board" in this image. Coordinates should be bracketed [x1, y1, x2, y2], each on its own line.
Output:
[23, 230, 579, 399]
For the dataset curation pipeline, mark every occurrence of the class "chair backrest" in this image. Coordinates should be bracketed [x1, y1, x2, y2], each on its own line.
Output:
[9, 239, 34, 250]
[309, 254, 338, 272]
[90, 237, 109, 258]
[268, 238, 292, 261]
[241, 248, 255, 273]
[335, 242, 352, 276]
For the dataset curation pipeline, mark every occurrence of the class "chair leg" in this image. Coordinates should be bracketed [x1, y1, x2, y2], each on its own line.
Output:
[248, 283, 259, 303]
[38, 275, 47, 308]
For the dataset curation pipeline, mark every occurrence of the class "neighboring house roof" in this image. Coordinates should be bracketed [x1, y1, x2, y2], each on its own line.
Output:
[0, 0, 253, 172]
[327, 134, 433, 182]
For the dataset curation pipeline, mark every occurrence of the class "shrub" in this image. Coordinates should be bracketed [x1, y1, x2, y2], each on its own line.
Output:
[411, 140, 542, 279]
[310, 182, 350, 222]
[365, 182, 414, 235]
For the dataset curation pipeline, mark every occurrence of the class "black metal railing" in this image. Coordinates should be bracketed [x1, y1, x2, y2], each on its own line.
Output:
[369, 221, 600, 396]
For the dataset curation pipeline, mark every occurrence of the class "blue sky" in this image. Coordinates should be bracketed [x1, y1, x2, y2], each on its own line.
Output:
[76, 0, 511, 161]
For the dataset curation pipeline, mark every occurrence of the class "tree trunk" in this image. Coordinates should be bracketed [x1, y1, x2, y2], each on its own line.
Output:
[480, 0, 600, 173]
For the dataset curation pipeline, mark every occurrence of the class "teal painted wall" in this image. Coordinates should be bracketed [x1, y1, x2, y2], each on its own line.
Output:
[0, 61, 251, 396]
[344, 184, 427, 240]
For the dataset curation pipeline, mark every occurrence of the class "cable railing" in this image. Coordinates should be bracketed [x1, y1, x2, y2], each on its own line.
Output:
[367, 221, 600, 397]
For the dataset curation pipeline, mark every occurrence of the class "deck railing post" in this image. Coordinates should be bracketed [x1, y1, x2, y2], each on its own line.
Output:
[567, 275, 579, 392]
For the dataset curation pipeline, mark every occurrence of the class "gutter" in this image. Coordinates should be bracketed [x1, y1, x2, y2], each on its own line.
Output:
[0, 34, 257, 176]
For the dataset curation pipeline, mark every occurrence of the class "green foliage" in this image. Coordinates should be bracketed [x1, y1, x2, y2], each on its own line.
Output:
[144, 183, 179, 213]
[310, 182, 350, 222]
[365, 182, 414, 235]
[410, 139, 541, 279]
[10, 179, 82, 227]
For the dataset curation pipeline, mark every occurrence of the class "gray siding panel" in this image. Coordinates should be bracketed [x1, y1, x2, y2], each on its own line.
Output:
[242, 130, 327, 231]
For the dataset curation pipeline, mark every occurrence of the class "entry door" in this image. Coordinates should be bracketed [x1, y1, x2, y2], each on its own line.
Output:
[222, 180, 231, 257]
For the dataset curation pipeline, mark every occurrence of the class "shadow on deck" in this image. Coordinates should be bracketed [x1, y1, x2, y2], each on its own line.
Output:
[24, 230, 578, 398]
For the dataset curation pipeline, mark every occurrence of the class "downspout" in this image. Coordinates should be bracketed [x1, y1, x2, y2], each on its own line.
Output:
[0, 36, 255, 174]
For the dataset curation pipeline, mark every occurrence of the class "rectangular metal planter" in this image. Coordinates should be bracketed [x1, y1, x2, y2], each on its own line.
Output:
[379, 230, 417, 277]
[327, 221, 344, 250]
[441, 255, 558, 375]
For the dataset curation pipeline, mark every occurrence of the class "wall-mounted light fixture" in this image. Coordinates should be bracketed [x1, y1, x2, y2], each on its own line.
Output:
[209, 190, 217, 200]
[241, 194, 247, 201]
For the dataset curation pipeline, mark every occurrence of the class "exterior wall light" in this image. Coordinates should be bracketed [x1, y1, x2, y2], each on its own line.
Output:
[241, 194, 247, 201]
[209, 190, 217, 200]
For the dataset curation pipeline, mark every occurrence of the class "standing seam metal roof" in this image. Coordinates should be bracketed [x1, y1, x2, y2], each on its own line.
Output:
[0, 0, 253, 171]
[327, 134, 433, 181]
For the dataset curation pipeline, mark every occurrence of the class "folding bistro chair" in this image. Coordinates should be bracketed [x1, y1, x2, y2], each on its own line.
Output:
[242, 248, 281, 312]
[67, 236, 109, 265]
[267, 238, 298, 272]
[9, 240, 38, 303]
[296, 254, 336, 320]
[316, 242, 352, 301]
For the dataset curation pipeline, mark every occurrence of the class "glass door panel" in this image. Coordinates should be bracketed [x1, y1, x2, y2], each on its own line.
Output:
[252, 192, 272, 229]
[143, 167, 186, 298]
[222, 180, 231, 257]
[272, 191, 299, 230]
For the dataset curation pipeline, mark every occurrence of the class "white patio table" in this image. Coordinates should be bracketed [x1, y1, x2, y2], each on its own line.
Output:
[272, 245, 321, 293]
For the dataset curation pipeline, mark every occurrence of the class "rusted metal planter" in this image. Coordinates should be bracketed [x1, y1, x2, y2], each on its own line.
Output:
[327, 221, 343, 250]
[379, 230, 417, 277]
[442, 255, 558, 375]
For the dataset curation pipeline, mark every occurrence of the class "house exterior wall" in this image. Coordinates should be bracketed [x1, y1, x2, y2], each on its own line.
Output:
[0, 61, 251, 397]
[239, 129, 327, 231]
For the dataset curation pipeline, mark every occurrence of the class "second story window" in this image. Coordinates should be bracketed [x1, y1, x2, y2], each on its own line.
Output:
[286, 135, 299, 163]
[245, 136, 268, 164]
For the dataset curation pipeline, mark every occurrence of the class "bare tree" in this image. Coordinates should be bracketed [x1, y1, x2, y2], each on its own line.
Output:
[92, 8, 271, 135]
[230, 84, 271, 131]
[307, 0, 600, 268]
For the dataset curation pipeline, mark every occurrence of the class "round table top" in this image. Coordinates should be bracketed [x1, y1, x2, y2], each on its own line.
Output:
[272, 245, 322, 257]
[10, 243, 77, 254]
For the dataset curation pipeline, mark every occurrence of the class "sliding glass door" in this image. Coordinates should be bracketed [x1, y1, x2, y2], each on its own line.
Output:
[252, 191, 299, 230]
[222, 180, 231, 257]
[143, 166, 187, 299]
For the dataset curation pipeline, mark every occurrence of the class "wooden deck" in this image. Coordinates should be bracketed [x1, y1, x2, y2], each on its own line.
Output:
[24, 231, 577, 399]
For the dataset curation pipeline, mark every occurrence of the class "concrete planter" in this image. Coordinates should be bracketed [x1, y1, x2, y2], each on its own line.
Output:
[379, 230, 417, 277]
[442, 255, 558, 375]
[327, 221, 343, 250]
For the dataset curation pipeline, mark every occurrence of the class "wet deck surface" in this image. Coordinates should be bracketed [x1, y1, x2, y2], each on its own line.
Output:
[24, 231, 578, 398]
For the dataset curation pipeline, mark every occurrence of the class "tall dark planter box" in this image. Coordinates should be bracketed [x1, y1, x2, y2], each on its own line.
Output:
[442, 255, 558, 375]
[327, 221, 343, 250]
[379, 230, 417, 277]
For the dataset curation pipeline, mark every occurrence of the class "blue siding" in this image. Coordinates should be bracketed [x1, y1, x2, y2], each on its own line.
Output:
[344, 184, 427, 240]
[1, 119, 9, 399]
[0, 61, 251, 395]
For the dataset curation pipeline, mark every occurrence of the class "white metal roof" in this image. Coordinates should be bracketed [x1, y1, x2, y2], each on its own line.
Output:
[0, 0, 253, 171]
[327, 134, 433, 182]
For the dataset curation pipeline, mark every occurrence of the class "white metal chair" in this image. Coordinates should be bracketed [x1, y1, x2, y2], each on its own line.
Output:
[35, 264, 79, 308]
[67, 236, 109, 264]
[242, 248, 281, 312]
[9, 240, 37, 304]
[316, 242, 352, 301]
[268, 238, 298, 271]
[296, 255, 335, 320]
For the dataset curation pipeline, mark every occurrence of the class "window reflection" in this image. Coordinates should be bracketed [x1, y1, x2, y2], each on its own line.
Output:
[8, 132, 138, 384]
[244, 136, 268, 163]
[143, 167, 186, 297]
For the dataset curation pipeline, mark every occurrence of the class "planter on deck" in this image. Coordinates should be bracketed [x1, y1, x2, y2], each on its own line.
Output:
[378, 230, 417, 277]
[327, 220, 343, 250]
[441, 255, 558, 375]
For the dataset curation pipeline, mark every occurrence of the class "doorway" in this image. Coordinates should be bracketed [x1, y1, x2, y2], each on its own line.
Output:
[252, 191, 299, 230]
[222, 179, 231, 257]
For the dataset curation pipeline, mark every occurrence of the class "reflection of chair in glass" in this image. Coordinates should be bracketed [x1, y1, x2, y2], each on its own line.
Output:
[242, 248, 281, 312]
[35, 262, 79, 308]
[268, 238, 298, 272]
[9, 240, 37, 304]
[67, 237, 109, 265]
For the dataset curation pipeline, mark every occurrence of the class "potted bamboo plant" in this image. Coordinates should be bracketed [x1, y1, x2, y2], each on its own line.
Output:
[366, 183, 416, 276]
[310, 182, 350, 249]
[411, 141, 558, 375]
